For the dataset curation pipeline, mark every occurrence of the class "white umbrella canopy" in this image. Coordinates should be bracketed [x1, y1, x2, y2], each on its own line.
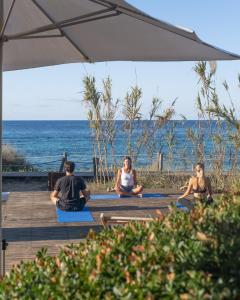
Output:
[0, 0, 240, 276]
[2, 0, 240, 72]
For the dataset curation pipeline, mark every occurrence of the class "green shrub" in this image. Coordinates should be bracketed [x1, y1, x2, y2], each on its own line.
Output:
[0, 199, 240, 299]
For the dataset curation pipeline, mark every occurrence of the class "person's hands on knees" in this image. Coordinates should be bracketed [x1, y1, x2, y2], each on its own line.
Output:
[81, 188, 91, 201]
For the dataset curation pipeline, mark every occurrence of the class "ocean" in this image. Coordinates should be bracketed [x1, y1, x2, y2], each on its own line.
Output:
[2, 120, 236, 172]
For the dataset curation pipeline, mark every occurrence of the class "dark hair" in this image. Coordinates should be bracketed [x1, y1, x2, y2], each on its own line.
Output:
[123, 156, 132, 169]
[64, 161, 75, 173]
[196, 162, 204, 170]
[195, 162, 206, 188]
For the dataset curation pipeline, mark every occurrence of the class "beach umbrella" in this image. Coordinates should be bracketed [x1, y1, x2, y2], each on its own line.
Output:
[2, 0, 240, 71]
[0, 0, 239, 275]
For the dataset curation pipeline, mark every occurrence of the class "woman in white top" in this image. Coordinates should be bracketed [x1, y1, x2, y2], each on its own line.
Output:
[115, 156, 143, 196]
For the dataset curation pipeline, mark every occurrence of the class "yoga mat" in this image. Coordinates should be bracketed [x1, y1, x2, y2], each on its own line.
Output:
[91, 194, 120, 200]
[56, 207, 94, 222]
[91, 193, 166, 200]
[176, 202, 189, 212]
[141, 193, 165, 198]
[2, 192, 9, 201]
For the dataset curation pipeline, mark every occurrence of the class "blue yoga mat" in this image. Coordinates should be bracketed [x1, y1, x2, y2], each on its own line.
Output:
[91, 194, 120, 200]
[141, 193, 165, 198]
[91, 193, 166, 200]
[176, 202, 189, 212]
[56, 207, 94, 222]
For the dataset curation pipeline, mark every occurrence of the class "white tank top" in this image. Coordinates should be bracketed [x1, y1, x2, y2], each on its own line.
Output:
[121, 168, 134, 187]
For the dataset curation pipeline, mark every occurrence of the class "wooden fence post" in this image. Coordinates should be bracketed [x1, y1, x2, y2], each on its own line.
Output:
[157, 152, 163, 172]
[59, 152, 67, 172]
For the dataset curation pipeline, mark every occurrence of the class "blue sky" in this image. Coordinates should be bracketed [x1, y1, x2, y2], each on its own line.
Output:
[3, 0, 240, 120]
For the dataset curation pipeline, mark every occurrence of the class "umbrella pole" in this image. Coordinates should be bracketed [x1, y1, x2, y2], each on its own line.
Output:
[0, 0, 3, 277]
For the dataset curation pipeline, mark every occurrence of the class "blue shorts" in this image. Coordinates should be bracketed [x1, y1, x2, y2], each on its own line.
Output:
[120, 185, 134, 193]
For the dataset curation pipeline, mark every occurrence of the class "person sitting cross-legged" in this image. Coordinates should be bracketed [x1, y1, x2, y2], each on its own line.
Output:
[50, 161, 90, 211]
[115, 156, 143, 197]
[178, 162, 213, 206]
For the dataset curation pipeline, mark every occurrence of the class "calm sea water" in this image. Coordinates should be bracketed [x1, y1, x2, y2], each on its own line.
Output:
[2, 120, 234, 172]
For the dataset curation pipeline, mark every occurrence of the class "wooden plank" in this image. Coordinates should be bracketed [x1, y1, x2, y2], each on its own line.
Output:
[2, 191, 175, 274]
[100, 213, 155, 228]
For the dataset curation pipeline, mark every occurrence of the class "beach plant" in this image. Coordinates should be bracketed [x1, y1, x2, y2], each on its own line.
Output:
[132, 97, 162, 165]
[101, 76, 119, 177]
[82, 75, 179, 181]
[122, 88, 176, 169]
[83, 76, 127, 183]
[122, 85, 142, 162]
[194, 63, 240, 193]
[184, 124, 205, 168]
[174, 116, 189, 172]
[83, 75, 119, 183]
[141, 97, 176, 169]
[2, 144, 32, 172]
[82, 75, 103, 182]
[225, 173, 240, 195]
[206, 75, 240, 172]
[1, 198, 240, 299]
[194, 62, 228, 182]
[165, 121, 177, 173]
[145, 98, 177, 173]
[193, 61, 217, 164]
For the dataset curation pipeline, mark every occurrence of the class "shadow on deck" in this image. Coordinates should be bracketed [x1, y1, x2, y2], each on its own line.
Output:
[2, 191, 177, 272]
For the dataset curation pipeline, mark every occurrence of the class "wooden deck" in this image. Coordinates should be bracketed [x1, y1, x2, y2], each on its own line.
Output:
[2, 191, 179, 273]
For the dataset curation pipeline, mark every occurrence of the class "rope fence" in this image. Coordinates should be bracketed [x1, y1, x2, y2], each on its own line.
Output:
[2, 150, 240, 173]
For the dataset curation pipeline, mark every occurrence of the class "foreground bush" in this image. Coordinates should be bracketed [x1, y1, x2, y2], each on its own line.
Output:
[0, 198, 240, 299]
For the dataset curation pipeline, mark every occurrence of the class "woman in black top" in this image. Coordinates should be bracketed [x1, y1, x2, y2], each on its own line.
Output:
[178, 162, 213, 205]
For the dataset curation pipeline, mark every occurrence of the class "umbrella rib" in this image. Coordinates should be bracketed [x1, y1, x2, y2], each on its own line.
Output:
[12, 34, 64, 40]
[7, 6, 116, 37]
[89, 0, 199, 42]
[7, 13, 120, 40]
[0, 0, 16, 37]
[30, 0, 91, 62]
[5, 1, 121, 62]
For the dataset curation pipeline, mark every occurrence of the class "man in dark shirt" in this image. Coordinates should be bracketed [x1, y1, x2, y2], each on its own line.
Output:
[50, 161, 90, 211]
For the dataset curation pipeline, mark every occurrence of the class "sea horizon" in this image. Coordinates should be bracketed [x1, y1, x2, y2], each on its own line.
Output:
[3, 119, 222, 122]
[2, 120, 236, 172]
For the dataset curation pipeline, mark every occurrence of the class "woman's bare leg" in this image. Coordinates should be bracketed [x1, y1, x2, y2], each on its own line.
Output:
[132, 185, 143, 195]
[115, 186, 143, 196]
[115, 187, 133, 196]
